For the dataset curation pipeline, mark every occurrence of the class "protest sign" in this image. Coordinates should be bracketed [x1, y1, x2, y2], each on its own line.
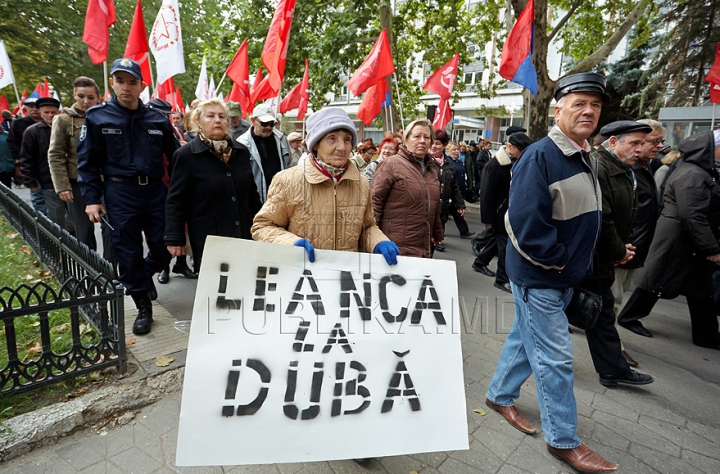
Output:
[176, 237, 468, 466]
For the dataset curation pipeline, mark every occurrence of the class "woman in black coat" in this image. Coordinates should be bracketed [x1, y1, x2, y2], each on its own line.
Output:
[618, 130, 720, 348]
[164, 99, 262, 273]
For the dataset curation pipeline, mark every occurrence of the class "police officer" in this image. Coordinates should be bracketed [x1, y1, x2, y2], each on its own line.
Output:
[77, 58, 179, 335]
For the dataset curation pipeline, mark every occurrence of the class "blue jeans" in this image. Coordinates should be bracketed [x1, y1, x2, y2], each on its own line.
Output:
[486, 282, 581, 449]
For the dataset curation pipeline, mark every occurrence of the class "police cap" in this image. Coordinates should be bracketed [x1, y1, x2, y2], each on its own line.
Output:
[554, 72, 609, 102]
[110, 58, 142, 80]
[599, 120, 652, 139]
[36, 97, 61, 109]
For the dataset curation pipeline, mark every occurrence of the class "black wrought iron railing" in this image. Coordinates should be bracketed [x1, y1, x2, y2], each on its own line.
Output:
[0, 183, 126, 396]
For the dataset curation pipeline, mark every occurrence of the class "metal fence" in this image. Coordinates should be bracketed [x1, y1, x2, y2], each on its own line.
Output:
[0, 184, 126, 396]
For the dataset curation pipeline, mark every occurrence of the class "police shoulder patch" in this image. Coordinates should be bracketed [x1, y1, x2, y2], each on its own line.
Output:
[148, 129, 163, 135]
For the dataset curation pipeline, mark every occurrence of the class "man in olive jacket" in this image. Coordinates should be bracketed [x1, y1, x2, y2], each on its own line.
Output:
[584, 121, 654, 388]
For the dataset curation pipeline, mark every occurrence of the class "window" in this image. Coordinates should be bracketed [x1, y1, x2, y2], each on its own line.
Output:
[464, 72, 474, 84]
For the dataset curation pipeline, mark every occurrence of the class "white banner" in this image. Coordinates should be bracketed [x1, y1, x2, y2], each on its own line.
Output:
[194, 55, 208, 100]
[149, 0, 185, 86]
[0, 40, 16, 90]
[176, 237, 468, 466]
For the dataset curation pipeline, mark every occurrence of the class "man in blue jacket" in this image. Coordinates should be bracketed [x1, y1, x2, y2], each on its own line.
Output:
[77, 58, 179, 335]
[484, 73, 619, 473]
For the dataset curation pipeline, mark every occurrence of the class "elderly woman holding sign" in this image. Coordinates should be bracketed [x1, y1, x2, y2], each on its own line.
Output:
[251, 107, 400, 265]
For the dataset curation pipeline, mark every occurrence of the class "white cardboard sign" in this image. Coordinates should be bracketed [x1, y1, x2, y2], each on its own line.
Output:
[176, 237, 468, 466]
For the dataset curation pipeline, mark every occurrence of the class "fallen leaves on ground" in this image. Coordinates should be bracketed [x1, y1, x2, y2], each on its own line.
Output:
[66, 388, 87, 398]
[155, 355, 175, 367]
[126, 337, 137, 345]
[19, 245, 32, 255]
[7, 232, 18, 239]
[472, 407, 487, 416]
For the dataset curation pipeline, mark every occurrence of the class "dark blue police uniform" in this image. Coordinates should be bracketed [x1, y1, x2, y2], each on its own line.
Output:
[77, 96, 179, 296]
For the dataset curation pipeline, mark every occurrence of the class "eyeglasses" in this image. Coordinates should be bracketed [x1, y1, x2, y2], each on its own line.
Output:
[363, 149, 376, 155]
[647, 139, 664, 146]
[259, 120, 276, 128]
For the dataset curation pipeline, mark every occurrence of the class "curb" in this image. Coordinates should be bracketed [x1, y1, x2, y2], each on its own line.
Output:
[0, 366, 185, 462]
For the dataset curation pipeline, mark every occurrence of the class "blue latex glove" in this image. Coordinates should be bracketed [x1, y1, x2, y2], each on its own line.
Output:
[374, 241, 400, 265]
[294, 238, 316, 262]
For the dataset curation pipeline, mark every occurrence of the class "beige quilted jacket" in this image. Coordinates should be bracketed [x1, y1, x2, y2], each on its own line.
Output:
[251, 156, 388, 253]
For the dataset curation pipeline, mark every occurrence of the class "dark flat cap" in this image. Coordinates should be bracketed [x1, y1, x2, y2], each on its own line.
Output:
[506, 125, 527, 136]
[508, 132, 532, 150]
[468, 141, 477, 146]
[35, 97, 60, 109]
[554, 72, 609, 102]
[599, 120, 652, 138]
[110, 58, 142, 80]
[146, 98, 173, 114]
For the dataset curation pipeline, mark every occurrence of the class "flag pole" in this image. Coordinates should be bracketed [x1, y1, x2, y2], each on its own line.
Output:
[712, 103, 717, 130]
[216, 72, 228, 94]
[103, 61, 109, 99]
[11, 82, 21, 111]
[147, 52, 156, 93]
[393, 72, 405, 130]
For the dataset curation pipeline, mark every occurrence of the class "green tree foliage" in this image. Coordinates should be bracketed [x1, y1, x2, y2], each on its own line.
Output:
[645, 0, 720, 108]
[605, 26, 662, 122]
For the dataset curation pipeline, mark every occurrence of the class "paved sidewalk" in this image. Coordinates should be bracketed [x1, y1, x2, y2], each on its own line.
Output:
[2, 199, 720, 473]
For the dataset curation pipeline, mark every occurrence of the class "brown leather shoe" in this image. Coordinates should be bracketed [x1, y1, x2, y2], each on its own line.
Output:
[485, 398, 537, 434]
[547, 443, 619, 472]
[621, 350, 639, 367]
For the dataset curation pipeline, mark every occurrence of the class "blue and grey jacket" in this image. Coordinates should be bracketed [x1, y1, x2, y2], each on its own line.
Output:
[505, 126, 601, 289]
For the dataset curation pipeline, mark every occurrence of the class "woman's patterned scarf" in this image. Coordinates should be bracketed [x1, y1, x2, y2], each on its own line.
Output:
[311, 154, 348, 182]
[199, 131, 232, 163]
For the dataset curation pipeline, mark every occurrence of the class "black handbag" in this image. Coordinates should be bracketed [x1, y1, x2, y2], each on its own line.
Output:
[565, 286, 601, 330]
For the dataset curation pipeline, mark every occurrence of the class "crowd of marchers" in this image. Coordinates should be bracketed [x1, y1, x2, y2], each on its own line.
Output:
[2, 58, 720, 473]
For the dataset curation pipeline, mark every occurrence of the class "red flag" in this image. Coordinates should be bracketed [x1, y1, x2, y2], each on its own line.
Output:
[433, 97, 452, 131]
[261, 0, 296, 94]
[297, 59, 310, 120]
[42, 77, 50, 98]
[278, 59, 309, 119]
[175, 87, 184, 113]
[423, 53, 460, 99]
[0, 94, 9, 112]
[226, 39, 249, 86]
[83, 0, 117, 65]
[226, 39, 251, 113]
[347, 29, 395, 97]
[226, 82, 238, 103]
[710, 83, 720, 104]
[156, 78, 175, 104]
[357, 79, 388, 126]
[704, 43, 720, 84]
[704, 43, 720, 104]
[124, 0, 152, 85]
[251, 69, 275, 104]
[33, 83, 43, 97]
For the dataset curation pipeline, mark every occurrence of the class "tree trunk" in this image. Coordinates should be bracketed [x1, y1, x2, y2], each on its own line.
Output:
[527, 0, 552, 140]
[526, 0, 651, 140]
